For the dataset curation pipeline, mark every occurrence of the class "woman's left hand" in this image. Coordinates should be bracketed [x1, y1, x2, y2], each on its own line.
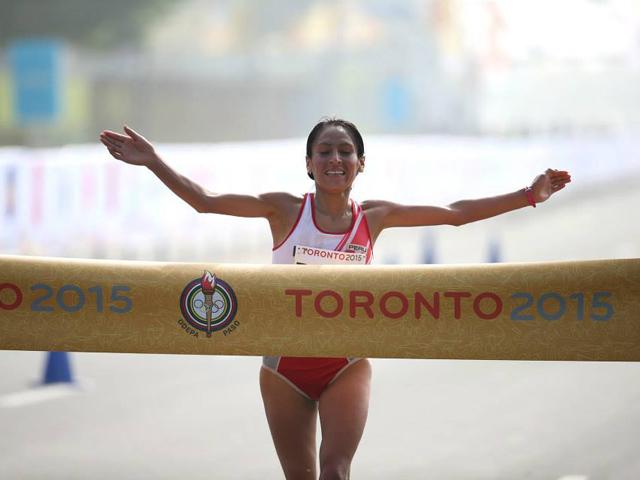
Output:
[531, 168, 572, 203]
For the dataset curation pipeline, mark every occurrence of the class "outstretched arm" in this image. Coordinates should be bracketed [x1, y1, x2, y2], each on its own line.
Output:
[365, 169, 571, 238]
[100, 126, 281, 218]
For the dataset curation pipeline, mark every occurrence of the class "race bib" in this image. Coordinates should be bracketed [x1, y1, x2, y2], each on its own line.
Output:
[294, 245, 367, 265]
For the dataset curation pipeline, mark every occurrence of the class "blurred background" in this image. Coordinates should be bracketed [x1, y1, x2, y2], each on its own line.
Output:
[2, 0, 640, 144]
[1, 1, 639, 479]
[0, 0, 639, 263]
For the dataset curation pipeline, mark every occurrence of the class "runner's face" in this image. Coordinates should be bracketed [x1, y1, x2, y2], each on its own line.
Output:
[306, 126, 364, 193]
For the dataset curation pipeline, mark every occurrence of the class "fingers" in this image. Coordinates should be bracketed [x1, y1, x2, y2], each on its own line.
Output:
[100, 134, 122, 150]
[101, 130, 129, 142]
[99, 137, 123, 159]
[546, 169, 571, 186]
[101, 126, 144, 143]
[100, 136, 124, 159]
[124, 125, 142, 141]
[100, 131, 127, 161]
[99, 136, 114, 149]
[540, 169, 571, 197]
[550, 178, 570, 190]
[546, 168, 569, 177]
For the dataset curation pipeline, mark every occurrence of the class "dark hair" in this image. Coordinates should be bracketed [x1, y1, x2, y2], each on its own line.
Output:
[306, 118, 365, 180]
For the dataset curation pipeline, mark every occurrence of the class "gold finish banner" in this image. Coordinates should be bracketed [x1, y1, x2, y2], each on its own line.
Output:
[1, 255, 639, 361]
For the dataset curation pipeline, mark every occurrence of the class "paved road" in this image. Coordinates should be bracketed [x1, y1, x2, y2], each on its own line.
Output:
[1, 351, 639, 479]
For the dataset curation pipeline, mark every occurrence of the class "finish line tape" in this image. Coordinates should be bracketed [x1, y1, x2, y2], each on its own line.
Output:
[1, 255, 638, 361]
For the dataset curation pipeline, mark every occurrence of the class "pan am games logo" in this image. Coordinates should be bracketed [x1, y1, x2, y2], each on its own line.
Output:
[179, 271, 239, 338]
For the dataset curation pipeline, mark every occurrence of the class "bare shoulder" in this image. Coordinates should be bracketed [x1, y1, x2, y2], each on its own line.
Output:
[259, 192, 303, 210]
[260, 192, 305, 246]
[258, 192, 304, 221]
[361, 199, 396, 211]
[360, 199, 398, 243]
[361, 199, 398, 219]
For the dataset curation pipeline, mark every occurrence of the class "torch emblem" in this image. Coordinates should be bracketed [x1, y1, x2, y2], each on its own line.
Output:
[201, 271, 217, 337]
[179, 271, 238, 337]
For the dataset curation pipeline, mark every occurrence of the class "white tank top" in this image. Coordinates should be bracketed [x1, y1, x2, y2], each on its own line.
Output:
[272, 193, 373, 265]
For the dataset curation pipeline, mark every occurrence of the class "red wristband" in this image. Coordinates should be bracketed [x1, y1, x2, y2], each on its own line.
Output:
[524, 187, 536, 208]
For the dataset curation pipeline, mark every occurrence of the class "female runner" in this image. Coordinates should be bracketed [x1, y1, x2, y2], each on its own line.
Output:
[100, 119, 571, 480]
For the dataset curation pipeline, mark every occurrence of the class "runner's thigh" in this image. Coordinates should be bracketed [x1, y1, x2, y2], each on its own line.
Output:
[260, 367, 318, 480]
[318, 360, 372, 471]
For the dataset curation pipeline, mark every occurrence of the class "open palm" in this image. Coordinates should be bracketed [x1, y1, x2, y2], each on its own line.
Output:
[100, 126, 156, 167]
[531, 168, 571, 203]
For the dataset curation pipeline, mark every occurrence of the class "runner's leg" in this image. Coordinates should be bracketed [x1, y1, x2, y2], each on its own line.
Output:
[260, 367, 318, 480]
[318, 359, 371, 480]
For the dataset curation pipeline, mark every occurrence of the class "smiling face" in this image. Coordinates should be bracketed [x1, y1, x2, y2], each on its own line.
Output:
[306, 125, 365, 194]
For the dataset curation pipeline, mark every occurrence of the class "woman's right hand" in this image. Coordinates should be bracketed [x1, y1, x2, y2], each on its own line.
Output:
[100, 126, 158, 167]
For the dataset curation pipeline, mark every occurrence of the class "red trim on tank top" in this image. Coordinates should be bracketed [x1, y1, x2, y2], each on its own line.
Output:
[272, 194, 307, 251]
[310, 193, 356, 235]
[362, 212, 375, 262]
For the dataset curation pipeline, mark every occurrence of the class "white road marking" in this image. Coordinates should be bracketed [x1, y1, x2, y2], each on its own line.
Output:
[0, 382, 89, 408]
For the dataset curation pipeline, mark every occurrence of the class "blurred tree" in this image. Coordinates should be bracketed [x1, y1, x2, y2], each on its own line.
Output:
[0, 0, 182, 49]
